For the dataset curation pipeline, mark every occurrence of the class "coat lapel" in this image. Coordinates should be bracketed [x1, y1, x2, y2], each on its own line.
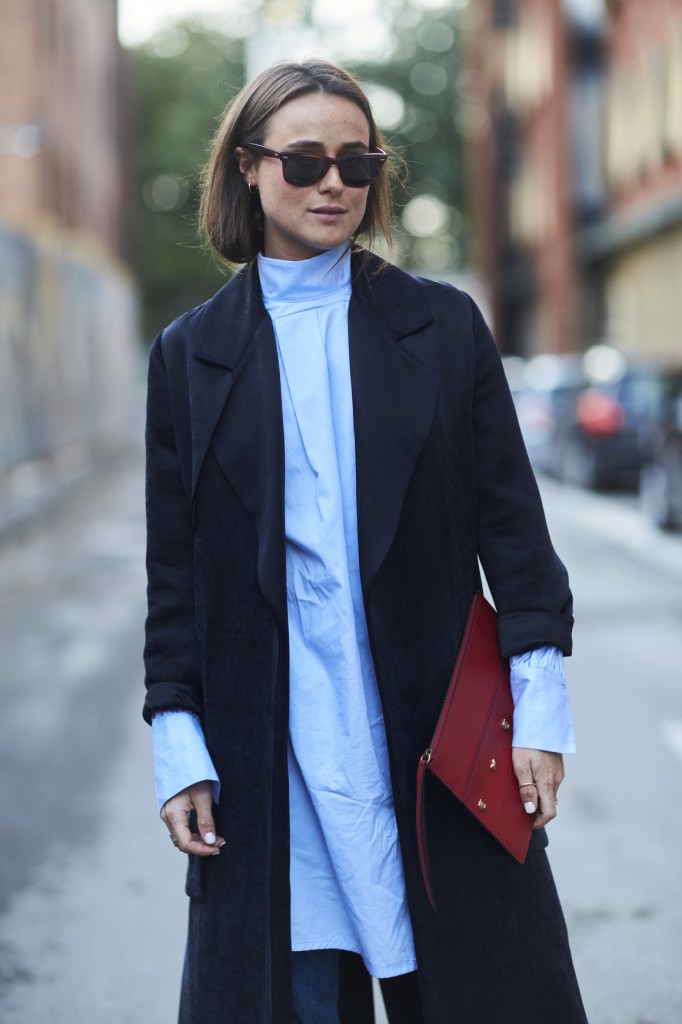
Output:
[187, 253, 439, 613]
[189, 264, 286, 623]
[350, 255, 440, 595]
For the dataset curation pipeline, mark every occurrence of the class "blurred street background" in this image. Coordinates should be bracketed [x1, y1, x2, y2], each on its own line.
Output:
[1, 0, 681, 1021]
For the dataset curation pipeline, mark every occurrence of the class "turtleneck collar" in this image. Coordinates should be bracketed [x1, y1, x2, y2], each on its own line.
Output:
[257, 243, 352, 304]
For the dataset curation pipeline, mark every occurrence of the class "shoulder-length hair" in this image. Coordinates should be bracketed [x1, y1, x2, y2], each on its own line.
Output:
[200, 59, 395, 265]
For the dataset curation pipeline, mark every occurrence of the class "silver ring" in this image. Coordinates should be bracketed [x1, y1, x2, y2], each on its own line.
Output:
[169, 834, 180, 848]
[518, 781, 535, 789]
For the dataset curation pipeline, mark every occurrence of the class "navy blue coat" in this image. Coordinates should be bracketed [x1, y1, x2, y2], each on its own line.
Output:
[143, 252, 586, 1023]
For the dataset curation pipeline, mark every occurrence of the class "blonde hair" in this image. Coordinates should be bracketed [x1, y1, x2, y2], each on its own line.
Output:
[200, 59, 395, 264]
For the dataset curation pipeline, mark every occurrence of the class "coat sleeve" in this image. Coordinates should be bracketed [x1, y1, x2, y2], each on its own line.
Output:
[142, 333, 204, 725]
[469, 298, 574, 658]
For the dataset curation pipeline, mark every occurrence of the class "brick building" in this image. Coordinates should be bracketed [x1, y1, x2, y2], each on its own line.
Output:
[583, 0, 682, 361]
[468, 0, 682, 362]
[468, 0, 580, 355]
[0, 0, 136, 533]
[0, 0, 125, 252]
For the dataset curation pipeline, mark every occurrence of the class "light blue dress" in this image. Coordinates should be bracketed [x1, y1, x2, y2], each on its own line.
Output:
[152, 244, 575, 978]
[259, 244, 416, 975]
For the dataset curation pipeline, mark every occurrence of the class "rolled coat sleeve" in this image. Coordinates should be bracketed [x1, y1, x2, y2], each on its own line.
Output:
[469, 299, 574, 657]
[143, 333, 204, 725]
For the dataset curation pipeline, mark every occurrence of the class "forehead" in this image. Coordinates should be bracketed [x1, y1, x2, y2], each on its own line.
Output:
[264, 92, 370, 146]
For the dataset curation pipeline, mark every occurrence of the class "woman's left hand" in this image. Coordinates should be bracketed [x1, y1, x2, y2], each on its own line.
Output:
[512, 747, 564, 829]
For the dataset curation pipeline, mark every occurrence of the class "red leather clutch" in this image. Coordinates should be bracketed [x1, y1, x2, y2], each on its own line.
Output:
[416, 591, 534, 909]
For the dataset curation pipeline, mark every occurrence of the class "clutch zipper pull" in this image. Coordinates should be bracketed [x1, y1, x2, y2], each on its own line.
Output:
[421, 747, 433, 764]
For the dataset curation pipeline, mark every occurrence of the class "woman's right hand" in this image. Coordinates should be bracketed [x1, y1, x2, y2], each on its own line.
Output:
[161, 780, 226, 856]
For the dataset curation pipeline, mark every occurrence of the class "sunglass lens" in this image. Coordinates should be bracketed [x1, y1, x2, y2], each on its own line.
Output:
[283, 155, 326, 186]
[339, 156, 384, 186]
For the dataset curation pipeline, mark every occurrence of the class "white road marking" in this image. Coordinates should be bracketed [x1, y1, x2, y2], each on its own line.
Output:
[373, 978, 389, 1024]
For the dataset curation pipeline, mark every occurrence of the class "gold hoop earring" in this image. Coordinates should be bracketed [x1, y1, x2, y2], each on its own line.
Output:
[248, 182, 258, 195]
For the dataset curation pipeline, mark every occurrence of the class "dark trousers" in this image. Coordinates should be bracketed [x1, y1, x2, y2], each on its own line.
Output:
[292, 950, 425, 1024]
[292, 950, 342, 1024]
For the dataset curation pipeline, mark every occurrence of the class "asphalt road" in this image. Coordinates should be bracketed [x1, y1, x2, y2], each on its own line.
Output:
[0, 455, 680, 1023]
[538, 477, 682, 1024]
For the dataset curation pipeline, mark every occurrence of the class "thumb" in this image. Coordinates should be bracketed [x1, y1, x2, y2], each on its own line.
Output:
[192, 785, 217, 845]
[518, 780, 537, 815]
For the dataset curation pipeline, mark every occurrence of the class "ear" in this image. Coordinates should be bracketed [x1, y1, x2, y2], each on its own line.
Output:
[235, 146, 255, 181]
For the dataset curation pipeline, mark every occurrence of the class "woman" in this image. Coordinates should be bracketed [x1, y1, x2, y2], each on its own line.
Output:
[144, 59, 587, 1024]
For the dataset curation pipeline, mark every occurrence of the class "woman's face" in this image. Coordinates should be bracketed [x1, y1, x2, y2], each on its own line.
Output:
[237, 93, 373, 261]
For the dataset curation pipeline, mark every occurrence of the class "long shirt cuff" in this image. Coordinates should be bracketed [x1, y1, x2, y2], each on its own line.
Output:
[151, 710, 220, 813]
[509, 646, 576, 754]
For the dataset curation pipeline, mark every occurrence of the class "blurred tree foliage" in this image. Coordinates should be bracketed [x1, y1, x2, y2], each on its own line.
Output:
[351, 2, 469, 274]
[127, 22, 245, 339]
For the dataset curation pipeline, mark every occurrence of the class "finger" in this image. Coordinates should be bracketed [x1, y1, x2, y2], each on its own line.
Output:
[164, 807, 196, 852]
[192, 789, 218, 847]
[184, 832, 226, 857]
[167, 820, 226, 857]
[533, 779, 557, 829]
[512, 748, 538, 815]
[517, 780, 538, 816]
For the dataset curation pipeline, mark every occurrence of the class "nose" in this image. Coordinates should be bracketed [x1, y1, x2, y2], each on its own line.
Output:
[318, 163, 344, 192]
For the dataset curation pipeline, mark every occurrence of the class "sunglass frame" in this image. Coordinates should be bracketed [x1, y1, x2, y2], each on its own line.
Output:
[242, 143, 387, 188]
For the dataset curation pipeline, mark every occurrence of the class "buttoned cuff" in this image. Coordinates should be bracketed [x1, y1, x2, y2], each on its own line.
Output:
[151, 710, 220, 813]
[509, 646, 576, 754]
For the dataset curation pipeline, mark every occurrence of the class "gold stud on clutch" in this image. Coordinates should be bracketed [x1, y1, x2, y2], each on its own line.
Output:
[501, 718, 510, 731]
[478, 799, 487, 811]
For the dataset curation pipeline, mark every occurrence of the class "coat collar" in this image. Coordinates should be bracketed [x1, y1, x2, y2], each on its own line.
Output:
[192, 251, 435, 367]
[349, 250, 434, 339]
[187, 251, 439, 613]
[192, 262, 265, 369]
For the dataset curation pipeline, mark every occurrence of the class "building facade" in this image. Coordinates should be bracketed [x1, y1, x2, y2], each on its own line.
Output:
[0, 0, 137, 532]
[468, 0, 682, 363]
[588, 0, 682, 361]
[0, 0, 124, 251]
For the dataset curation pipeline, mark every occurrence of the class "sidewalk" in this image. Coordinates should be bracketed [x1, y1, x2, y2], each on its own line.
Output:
[0, 357, 146, 545]
[0, 445, 189, 1023]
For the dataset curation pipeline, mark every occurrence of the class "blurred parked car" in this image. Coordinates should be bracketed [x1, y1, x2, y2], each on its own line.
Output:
[513, 353, 586, 477]
[639, 369, 682, 531]
[514, 345, 662, 490]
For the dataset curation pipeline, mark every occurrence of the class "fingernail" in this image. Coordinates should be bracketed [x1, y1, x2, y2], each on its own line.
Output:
[217, 839, 226, 848]
[524, 801, 536, 814]
[205, 832, 216, 844]
[211, 849, 220, 856]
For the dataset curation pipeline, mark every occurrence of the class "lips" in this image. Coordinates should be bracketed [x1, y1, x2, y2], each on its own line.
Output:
[310, 206, 346, 215]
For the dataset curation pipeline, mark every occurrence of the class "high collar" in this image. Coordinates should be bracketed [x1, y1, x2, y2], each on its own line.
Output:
[257, 244, 351, 305]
